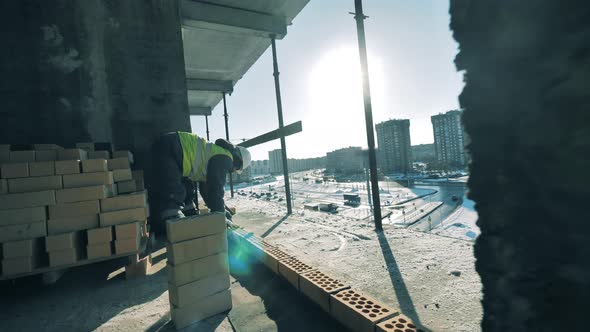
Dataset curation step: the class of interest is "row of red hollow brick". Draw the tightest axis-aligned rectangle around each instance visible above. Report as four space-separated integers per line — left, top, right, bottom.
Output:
229 229 425 332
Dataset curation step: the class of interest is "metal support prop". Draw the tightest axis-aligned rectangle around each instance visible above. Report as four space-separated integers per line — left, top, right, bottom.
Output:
271 36 293 214
223 93 234 198
353 0 382 230
205 115 210 140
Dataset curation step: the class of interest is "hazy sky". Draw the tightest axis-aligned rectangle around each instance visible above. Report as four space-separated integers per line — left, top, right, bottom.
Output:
190 0 464 161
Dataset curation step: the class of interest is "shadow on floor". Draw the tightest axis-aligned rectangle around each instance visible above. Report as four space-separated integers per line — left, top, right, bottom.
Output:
0 252 168 332
228 242 348 332
261 214 290 238
376 230 431 331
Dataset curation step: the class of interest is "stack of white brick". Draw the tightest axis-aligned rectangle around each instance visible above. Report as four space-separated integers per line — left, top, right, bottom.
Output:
166 213 232 329
0 143 149 276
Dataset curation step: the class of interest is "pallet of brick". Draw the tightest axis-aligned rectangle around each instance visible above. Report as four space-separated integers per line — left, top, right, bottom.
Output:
58 148 88 161
86 226 113 259
114 222 142 254
99 191 148 227
166 213 232 329
1 238 44 275
330 288 398 332
49 186 115 234
46 231 84 267
0 192 54 243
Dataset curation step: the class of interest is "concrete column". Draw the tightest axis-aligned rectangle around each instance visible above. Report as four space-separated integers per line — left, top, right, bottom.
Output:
450 1 590 330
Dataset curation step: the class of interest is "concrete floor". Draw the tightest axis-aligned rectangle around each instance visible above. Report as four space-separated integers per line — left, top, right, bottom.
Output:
230 196 483 332
0 244 344 332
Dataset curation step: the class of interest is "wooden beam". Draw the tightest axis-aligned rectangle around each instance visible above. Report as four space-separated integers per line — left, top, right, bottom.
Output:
238 121 302 148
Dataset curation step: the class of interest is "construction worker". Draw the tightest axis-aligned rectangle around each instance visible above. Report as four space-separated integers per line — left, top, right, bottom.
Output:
151 132 251 229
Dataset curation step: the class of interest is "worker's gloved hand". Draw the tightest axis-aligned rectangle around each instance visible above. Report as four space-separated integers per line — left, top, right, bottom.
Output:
225 218 238 229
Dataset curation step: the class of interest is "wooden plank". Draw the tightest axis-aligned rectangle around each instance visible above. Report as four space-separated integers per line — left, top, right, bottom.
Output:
238 121 302 148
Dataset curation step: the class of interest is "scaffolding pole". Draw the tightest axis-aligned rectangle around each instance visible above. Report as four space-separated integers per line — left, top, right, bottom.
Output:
205 115 210 140
271 36 293 214
353 0 382 230
223 93 234 198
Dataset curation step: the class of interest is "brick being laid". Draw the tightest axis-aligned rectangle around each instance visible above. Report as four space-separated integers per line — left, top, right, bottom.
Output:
277 257 315 290
299 270 350 312
166 213 226 243
329 288 397 332
112 150 134 163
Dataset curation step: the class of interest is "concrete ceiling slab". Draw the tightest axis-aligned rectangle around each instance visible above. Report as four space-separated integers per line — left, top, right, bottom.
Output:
181 0 310 115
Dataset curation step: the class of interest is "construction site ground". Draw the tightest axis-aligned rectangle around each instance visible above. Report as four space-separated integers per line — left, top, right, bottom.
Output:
0 196 482 332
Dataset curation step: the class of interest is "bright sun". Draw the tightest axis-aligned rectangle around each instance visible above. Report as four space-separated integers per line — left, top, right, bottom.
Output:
307 46 385 142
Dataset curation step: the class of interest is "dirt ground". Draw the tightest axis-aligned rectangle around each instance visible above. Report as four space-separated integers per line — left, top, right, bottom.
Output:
230 196 483 332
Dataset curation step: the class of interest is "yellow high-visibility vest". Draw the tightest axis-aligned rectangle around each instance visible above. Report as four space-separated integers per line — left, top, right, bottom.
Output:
177 132 233 182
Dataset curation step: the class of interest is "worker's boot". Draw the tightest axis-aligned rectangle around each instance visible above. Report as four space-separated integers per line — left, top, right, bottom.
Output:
161 208 185 221
182 202 198 217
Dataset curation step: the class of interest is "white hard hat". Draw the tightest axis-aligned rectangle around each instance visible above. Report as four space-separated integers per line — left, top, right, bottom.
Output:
237 146 251 171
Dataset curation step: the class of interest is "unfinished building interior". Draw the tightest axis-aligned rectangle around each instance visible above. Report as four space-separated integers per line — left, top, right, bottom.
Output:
1 0 589 331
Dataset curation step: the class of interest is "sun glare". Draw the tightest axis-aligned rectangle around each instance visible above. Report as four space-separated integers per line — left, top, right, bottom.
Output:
307 46 385 146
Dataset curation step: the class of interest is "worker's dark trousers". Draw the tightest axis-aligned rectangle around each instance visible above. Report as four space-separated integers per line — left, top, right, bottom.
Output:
151 133 196 216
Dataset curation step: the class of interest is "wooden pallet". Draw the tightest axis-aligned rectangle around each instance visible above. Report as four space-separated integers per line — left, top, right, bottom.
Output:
0 234 149 282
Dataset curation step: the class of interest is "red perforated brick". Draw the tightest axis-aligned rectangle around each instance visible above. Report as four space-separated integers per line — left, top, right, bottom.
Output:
330 289 397 332
376 314 425 332
277 257 314 290
262 246 292 273
300 270 350 312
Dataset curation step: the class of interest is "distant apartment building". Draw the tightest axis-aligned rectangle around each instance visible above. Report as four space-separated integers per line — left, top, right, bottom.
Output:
411 144 435 162
268 149 326 175
375 119 412 174
250 160 270 176
268 149 283 174
326 147 365 174
431 110 468 168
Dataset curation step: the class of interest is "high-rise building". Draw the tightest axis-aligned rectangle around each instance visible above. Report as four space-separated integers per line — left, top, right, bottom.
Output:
375 119 412 174
268 149 283 174
431 110 468 169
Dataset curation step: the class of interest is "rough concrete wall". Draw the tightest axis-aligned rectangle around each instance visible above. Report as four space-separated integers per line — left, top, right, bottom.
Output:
0 0 190 167
450 1 590 330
